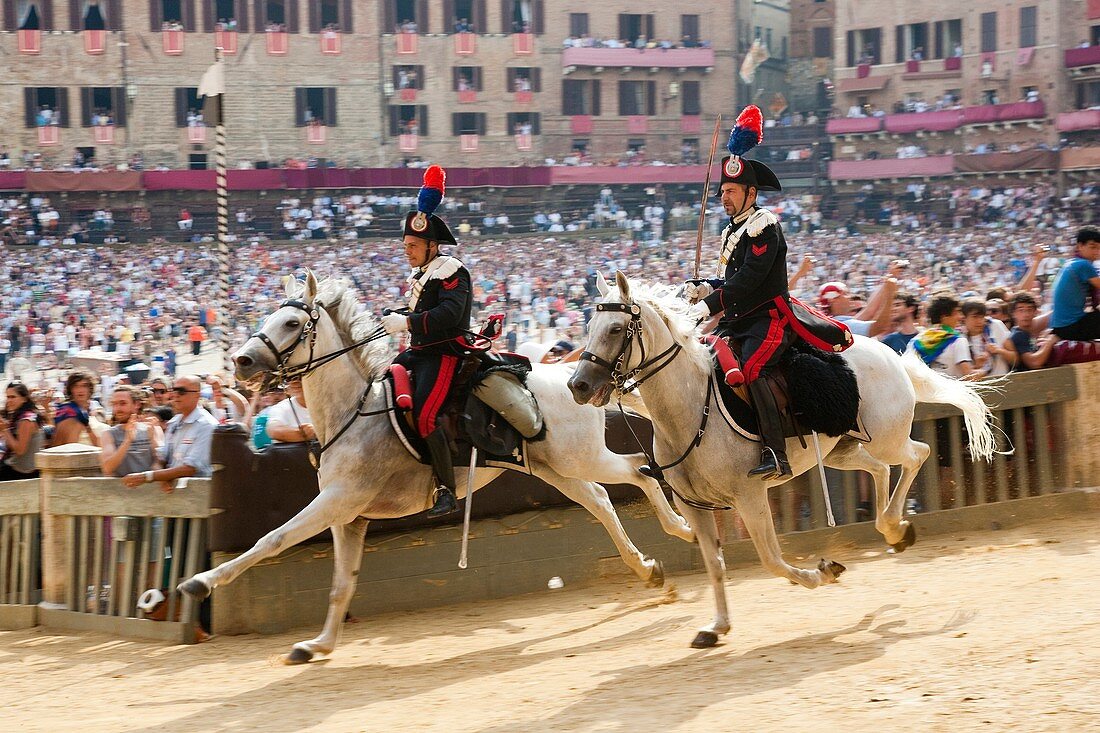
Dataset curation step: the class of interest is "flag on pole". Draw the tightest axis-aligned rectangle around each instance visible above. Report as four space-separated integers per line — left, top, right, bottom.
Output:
199 59 225 126
739 39 770 84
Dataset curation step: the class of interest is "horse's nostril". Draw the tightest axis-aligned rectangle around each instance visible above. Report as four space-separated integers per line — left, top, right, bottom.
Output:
235 355 253 368
573 380 589 394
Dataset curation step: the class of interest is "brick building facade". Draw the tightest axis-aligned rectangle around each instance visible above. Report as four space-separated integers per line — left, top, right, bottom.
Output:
0 0 760 170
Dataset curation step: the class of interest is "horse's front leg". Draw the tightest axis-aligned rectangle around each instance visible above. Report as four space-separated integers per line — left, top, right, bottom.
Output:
583 450 694 542
179 489 359 601
285 517 369 665
673 495 730 648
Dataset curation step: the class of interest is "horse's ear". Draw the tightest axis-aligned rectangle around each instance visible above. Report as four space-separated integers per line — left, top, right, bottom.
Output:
304 270 319 304
283 274 296 298
615 270 631 300
595 271 610 297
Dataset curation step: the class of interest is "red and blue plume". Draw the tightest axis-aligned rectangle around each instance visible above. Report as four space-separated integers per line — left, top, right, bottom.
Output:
417 164 446 216
726 105 764 157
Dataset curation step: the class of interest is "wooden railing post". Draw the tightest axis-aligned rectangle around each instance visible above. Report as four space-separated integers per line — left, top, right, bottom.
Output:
1061 362 1100 489
36 445 102 608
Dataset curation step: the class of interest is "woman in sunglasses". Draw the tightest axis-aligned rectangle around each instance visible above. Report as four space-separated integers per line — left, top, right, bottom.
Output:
0 381 45 480
147 377 171 408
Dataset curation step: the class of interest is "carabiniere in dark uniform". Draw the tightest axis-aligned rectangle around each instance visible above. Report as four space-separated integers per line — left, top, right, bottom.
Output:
381 164 473 517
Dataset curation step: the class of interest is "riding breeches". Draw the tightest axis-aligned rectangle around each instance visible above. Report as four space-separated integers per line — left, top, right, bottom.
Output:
719 308 793 383
394 349 460 437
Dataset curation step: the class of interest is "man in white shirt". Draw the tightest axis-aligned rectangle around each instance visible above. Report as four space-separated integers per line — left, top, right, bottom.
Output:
264 378 314 443
961 299 1011 377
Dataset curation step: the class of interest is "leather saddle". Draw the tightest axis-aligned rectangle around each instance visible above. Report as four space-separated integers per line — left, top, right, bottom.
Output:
704 336 863 442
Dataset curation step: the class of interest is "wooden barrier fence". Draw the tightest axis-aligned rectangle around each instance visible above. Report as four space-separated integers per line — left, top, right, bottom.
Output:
0 479 40 630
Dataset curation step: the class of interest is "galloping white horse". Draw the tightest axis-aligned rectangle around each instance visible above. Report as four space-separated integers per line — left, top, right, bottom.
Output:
568 272 997 648
179 273 693 663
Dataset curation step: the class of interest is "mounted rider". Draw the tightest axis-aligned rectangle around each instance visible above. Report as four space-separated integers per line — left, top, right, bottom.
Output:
684 105 851 481
381 165 471 517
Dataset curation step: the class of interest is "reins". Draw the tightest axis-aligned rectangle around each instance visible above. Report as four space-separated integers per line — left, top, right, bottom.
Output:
582 298 727 511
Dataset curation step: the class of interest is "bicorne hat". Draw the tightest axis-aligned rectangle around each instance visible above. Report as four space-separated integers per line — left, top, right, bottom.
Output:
402 165 457 246
718 105 782 192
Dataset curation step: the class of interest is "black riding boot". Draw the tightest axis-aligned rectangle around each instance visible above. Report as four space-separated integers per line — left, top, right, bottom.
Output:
424 428 458 517
747 378 792 480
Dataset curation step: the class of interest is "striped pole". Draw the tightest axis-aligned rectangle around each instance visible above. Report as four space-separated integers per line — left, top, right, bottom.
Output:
202 49 233 373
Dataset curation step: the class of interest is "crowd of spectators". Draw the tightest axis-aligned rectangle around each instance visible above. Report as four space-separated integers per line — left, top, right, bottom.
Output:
562 34 711 50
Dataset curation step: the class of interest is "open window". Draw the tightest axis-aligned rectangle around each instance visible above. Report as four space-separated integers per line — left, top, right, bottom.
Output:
389 105 428 136
502 0 542 34
24 87 70 128
446 0 484 33
295 87 337 126
451 112 487 136
259 0 296 31
506 67 541 93
506 112 540 135
203 0 247 32
151 0 196 31
453 67 483 92
309 0 350 32
562 79 600 116
845 27 882 66
386 0 425 33
174 87 203 126
618 13 654 44
681 81 700 116
75 1 118 31
13 1 55 30
80 87 127 127
394 65 424 90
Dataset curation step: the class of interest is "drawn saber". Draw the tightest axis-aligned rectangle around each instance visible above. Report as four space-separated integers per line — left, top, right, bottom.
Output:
458 445 478 569
693 114 723 279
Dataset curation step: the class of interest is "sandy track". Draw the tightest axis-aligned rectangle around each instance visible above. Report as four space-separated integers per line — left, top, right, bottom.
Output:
3 512 1098 733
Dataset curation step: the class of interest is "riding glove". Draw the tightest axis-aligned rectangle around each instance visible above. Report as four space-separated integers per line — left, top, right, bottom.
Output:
683 282 714 302
382 313 409 334
687 301 712 323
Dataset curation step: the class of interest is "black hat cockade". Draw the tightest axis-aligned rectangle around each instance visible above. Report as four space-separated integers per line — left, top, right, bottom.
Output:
402 165 457 246
718 105 782 192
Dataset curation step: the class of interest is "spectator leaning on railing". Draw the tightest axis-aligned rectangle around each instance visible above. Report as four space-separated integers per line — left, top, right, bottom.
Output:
263 379 315 445
1049 228 1100 342
0 381 45 481
1002 292 1058 371
121 375 217 492
99 386 162 478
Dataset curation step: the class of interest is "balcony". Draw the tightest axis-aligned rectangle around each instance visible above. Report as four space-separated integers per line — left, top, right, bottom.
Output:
454 32 476 55
1056 109 1100 133
306 124 327 144
396 32 417 55
459 134 479 152
84 30 106 55
902 57 963 80
513 33 533 55
960 101 1045 126
215 30 238 54
398 134 418 152
1065 46 1100 69
37 126 60 147
266 30 288 55
186 126 207 144
826 117 883 135
457 90 477 104
515 133 533 151
884 110 960 134
320 31 341 55
163 29 184 55
561 47 715 69
829 155 954 181
18 29 41 54
93 125 115 145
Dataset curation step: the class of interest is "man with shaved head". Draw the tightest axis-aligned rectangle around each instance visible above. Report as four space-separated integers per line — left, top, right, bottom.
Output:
121 374 217 491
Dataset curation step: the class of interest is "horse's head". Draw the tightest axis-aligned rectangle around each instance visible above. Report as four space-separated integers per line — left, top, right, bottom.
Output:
568 271 644 407
233 270 324 381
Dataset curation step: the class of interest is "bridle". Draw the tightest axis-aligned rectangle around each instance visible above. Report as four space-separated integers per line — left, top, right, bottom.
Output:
250 298 386 383
578 300 682 394
579 296 724 511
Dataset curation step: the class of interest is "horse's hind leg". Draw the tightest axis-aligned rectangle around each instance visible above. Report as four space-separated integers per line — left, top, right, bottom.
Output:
179 489 357 601
285 517 369 665
880 438 930 552
672 495 730 648
734 488 845 589
532 465 662 586
824 440 902 546
581 450 694 542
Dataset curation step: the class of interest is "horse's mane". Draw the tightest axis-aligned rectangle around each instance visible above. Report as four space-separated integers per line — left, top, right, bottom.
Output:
613 279 712 375
285 274 392 380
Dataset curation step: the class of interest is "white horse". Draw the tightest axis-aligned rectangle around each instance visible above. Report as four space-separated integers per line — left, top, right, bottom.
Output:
179 273 693 663
568 272 997 648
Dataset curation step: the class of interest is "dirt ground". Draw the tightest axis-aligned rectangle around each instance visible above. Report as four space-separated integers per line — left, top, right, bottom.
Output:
3 513 1098 733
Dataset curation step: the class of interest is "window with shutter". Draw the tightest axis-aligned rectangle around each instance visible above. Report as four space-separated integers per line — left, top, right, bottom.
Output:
568 12 586 37
681 81 700 116
980 12 996 53
24 88 36 128
323 88 336 126
646 80 656 116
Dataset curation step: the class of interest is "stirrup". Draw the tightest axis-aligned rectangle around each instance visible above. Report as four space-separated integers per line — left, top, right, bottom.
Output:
427 486 458 517
747 447 791 480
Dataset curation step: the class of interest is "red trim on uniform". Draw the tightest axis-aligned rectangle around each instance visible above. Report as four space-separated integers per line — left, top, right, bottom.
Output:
775 296 853 352
418 354 458 436
442 277 459 290
743 309 787 382
751 243 767 257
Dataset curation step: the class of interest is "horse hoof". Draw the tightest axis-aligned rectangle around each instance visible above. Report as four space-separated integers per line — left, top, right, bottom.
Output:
818 558 846 581
283 646 314 665
690 630 719 649
890 523 917 553
646 559 665 588
178 577 211 602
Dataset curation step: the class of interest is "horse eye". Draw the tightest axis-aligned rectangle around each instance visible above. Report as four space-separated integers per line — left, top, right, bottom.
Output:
609 325 623 334
286 320 300 329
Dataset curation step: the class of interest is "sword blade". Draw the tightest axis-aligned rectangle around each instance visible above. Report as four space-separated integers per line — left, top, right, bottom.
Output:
458 446 478 569
694 114 723 279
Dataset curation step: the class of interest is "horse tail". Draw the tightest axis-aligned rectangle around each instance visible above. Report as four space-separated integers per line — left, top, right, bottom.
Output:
900 351 998 462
